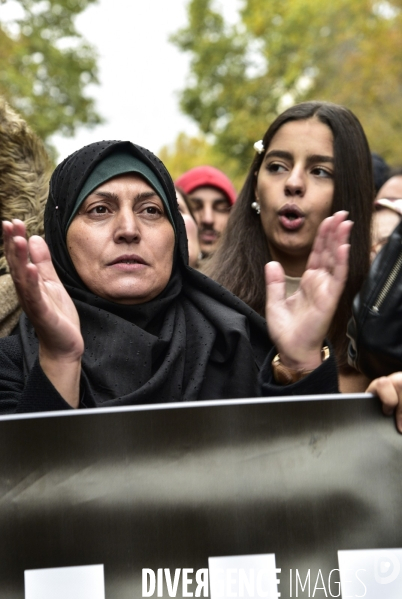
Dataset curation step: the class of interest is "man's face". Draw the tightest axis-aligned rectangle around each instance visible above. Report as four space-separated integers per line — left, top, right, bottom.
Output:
187 186 232 256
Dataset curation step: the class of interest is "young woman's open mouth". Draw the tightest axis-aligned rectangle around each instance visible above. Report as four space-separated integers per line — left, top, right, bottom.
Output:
278 204 306 231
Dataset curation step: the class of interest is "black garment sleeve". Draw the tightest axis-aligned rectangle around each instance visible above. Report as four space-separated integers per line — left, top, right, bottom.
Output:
15 359 74 413
0 337 73 414
259 345 339 397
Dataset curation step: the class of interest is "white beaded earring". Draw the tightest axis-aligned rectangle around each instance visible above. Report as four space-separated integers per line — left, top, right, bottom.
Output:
251 201 261 215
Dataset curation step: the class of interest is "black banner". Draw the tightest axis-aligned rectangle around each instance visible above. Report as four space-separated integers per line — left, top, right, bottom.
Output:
0 394 400 598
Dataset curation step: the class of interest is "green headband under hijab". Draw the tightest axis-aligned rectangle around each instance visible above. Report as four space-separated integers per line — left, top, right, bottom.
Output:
65 150 175 233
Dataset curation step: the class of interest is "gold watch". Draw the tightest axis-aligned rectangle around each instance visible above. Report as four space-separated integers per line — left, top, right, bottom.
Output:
272 346 330 385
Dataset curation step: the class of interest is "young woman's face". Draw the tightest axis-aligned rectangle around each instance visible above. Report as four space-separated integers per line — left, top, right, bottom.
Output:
255 118 334 276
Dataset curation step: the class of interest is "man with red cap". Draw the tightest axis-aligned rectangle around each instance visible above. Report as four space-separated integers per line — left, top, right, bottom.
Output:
175 166 236 257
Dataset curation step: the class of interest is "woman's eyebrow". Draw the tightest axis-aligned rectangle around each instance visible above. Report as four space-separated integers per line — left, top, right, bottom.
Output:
134 191 158 201
264 150 292 162
306 154 334 165
92 191 158 201
264 150 334 164
93 191 119 201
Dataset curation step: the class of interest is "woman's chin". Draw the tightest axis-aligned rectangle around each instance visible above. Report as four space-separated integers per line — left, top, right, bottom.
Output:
273 236 312 257
94 282 166 305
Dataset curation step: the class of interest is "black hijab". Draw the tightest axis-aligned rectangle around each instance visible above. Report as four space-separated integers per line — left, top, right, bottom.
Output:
21 140 272 406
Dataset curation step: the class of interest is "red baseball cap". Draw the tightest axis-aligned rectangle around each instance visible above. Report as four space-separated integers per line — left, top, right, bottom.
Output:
175 166 236 205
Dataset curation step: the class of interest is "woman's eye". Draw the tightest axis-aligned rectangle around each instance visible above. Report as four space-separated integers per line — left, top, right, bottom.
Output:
89 205 109 214
141 205 163 217
267 162 287 173
312 167 333 178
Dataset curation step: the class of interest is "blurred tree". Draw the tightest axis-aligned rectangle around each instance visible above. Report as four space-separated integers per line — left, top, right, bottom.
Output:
159 132 244 191
0 0 101 151
171 0 402 176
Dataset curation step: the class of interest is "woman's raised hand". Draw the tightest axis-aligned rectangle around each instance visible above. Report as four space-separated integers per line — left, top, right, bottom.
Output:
3 219 83 407
265 211 352 371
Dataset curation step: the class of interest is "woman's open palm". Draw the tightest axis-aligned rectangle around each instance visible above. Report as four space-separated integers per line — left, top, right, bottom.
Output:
3 219 84 361
265 211 352 369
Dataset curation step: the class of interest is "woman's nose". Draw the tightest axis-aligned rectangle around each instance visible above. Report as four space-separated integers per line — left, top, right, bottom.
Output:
114 209 141 243
285 167 306 197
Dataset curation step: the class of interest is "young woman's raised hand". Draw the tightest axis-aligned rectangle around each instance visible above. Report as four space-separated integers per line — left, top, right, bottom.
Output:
265 211 352 371
3 219 83 407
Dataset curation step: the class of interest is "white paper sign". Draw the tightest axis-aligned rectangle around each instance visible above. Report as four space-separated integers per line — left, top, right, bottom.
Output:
338 548 402 598
24 564 105 599
208 553 280 599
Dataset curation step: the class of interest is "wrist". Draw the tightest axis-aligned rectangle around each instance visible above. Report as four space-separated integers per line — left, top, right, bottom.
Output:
39 350 82 409
39 342 83 365
272 346 330 385
279 348 323 371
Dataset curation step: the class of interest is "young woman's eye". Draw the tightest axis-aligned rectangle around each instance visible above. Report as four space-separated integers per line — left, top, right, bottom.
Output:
267 162 287 174
312 167 333 178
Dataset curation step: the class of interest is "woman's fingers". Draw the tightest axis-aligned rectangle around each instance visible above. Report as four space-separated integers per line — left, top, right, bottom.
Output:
329 244 350 300
28 235 60 283
3 220 60 320
366 373 402 433
3 218 26 252
265 261 285 300
307 211 351 272
306 216 329 270
2 221 32 300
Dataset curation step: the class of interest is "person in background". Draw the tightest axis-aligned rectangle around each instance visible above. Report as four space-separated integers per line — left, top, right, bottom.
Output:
175 166 236 258
0 96 51 336
175 187 201 269
371 152 390 194
372 168 402 258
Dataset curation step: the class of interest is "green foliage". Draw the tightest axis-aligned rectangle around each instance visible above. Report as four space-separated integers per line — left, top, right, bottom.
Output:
171 0 402 174
0 0 102 149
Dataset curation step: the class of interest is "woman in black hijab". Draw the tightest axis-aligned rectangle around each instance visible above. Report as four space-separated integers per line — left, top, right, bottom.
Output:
0 140 349 413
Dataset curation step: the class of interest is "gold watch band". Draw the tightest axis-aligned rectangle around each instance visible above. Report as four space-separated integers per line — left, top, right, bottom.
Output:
272 346 330 385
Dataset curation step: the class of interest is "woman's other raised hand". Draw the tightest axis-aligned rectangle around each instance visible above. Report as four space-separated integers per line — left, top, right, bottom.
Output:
3 219 83 407
265 211 352 372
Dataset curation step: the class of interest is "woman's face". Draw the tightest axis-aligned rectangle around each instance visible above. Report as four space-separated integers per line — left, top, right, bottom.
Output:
176 190 200 268
67 173 175 304
255 118 334 276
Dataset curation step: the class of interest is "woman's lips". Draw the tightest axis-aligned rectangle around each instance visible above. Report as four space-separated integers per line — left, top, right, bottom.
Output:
108 255 148 271
278 205 306 231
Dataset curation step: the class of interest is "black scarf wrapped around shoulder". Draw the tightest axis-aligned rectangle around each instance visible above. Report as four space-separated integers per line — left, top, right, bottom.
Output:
21 141 272 406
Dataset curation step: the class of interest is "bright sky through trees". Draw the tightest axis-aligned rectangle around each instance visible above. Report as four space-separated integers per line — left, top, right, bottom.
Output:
49 0 239 162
